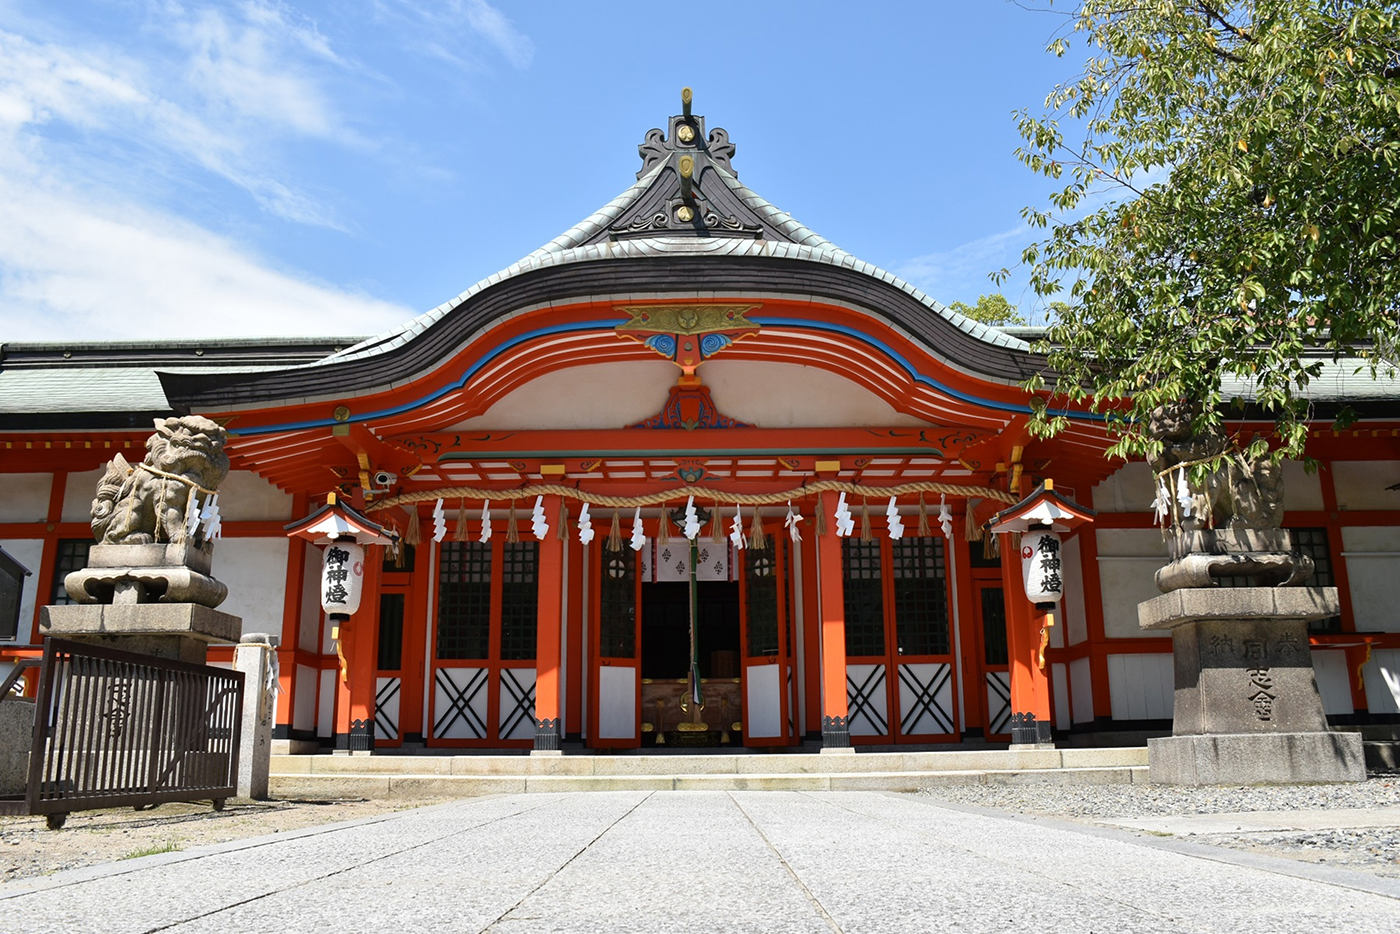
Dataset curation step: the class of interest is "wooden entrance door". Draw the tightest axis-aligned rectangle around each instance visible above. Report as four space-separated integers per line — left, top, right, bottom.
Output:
738 538 793 746
427 540 540 748
972 582 1012 739
588 542 642 748
842 536 960 744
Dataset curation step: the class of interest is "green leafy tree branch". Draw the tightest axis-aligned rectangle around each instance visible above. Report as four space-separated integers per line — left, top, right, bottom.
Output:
1013 0 1400 466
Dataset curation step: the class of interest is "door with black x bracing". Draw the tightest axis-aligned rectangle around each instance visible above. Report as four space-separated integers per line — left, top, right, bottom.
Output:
429 540 539 748
842 536 959 744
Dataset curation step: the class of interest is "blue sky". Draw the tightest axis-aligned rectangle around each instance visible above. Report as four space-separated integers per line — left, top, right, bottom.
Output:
0 1 1085 342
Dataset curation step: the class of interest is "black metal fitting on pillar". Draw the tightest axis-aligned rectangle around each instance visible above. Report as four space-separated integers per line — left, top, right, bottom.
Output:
534 717 561 751
821 715 851 748
1009 712 1051 746
348 718 375 752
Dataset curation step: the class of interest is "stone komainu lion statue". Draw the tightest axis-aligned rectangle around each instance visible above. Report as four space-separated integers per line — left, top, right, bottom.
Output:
91 416 231 545
1147 401 1284 530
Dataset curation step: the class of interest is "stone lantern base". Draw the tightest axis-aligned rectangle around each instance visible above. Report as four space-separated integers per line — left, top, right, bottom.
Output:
1140 586 1365 785
40 543 240 665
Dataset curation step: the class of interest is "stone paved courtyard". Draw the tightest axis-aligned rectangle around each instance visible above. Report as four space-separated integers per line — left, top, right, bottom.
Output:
3 790 1398 933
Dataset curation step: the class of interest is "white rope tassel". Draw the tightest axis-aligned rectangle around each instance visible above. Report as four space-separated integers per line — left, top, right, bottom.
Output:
1151 478 1170 526
577 502 595 545
784 500 803 542
885 496 904 540
431 498 447 542
630 506 646 551
833 491 855 538
683 495 702 540
938 494 954 540
729 503 746 550
531 495 549 540
198 494 222 541
1174 467 1194 518
479 499 492 543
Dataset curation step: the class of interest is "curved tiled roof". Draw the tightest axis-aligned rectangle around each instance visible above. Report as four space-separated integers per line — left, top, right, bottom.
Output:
319 158 1028 368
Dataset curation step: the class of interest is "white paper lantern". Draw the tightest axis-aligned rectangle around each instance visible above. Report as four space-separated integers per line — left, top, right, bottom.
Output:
1019 530 1063 605
321 541 365 617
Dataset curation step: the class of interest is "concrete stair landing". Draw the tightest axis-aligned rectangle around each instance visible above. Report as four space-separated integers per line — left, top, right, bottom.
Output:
270 747 1149 798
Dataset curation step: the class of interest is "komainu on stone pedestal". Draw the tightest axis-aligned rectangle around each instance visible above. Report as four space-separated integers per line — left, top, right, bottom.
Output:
40 416 241 664
92 416 230 546
1140 403 1364 785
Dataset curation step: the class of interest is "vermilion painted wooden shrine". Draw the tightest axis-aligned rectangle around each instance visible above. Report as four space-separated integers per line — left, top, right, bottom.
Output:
3 94 1399 753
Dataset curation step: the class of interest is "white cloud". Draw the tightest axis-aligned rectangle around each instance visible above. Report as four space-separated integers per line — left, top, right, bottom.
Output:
894 225 1034 310
378 0 534 70
0 18 347 228
0 3 414 340
0 176 409 341
0 1 536 342
170 1 344 138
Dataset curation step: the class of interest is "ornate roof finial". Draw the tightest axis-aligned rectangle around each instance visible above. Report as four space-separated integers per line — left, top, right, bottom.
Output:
636 88 736 180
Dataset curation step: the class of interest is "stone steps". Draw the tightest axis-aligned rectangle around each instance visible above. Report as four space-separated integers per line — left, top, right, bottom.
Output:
269 748 1150 798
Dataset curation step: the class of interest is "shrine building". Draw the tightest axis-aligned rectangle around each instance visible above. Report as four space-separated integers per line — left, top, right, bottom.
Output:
3 96 1399 754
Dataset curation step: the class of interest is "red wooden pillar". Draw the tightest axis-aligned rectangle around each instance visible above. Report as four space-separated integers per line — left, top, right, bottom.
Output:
533 495 565 752
1000 541 1053 745
336 550 381 752
816 491 851 749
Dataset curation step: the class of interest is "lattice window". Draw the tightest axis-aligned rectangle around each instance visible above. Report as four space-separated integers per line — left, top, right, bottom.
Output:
1294 527 1341 634
746 545 780 656
49 539 93 605
599 551 636 658
437 542 492 660
499 542 538 661
843 540 885 657
1216 527 1341 633
980 587 1009 666
891 537 950 656
377 593 404 671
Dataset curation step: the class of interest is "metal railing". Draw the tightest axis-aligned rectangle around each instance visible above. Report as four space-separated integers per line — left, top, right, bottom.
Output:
0 638 243 829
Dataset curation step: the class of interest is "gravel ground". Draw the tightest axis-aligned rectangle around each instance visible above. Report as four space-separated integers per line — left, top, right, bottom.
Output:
922 775 1400 819
923 776 1400 879
0 796 453 883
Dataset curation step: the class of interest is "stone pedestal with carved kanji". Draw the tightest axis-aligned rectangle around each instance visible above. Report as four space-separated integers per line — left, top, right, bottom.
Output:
1140 587 1365 784
41 544 240 665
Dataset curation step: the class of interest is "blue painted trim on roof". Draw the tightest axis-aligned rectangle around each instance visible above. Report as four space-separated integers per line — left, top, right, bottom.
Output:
235 314 1099 437
749 316 1103 422
238 319 611 436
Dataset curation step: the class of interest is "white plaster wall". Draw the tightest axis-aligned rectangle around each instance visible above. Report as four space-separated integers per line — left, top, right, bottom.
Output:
1281 460 1325 512
1051 662 1070 730
1091 462 1154 513
1362 648 1400 715
213 538 288 640
1061 535 1088 646
702 360 927 427
1092 459 1323 513
0 539 44 642
317 669 336 737
1310 650 1354 716
293 663 317 732
61 468 105 522
298 542 323 654
1106 653 1173 720
1069 656 1095 723
452 361 678 429
217 471 293 521
1340 526 1400 633
0 474 52 523
1332 460 1400 511
449 359 928 430
1095 529 1169 639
